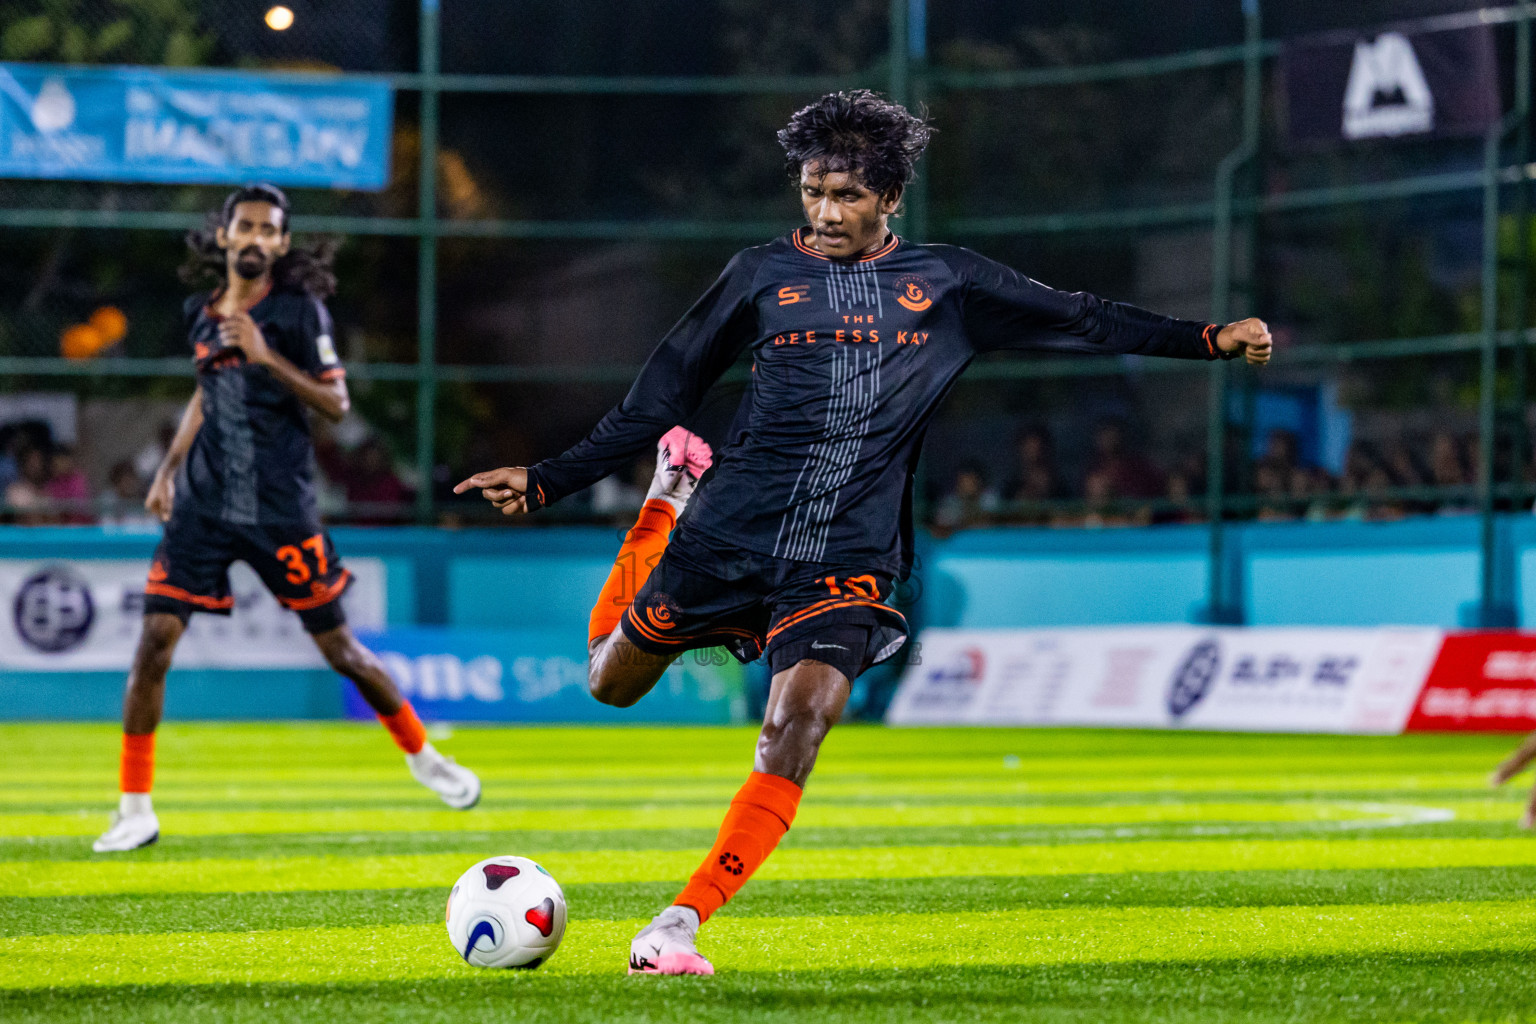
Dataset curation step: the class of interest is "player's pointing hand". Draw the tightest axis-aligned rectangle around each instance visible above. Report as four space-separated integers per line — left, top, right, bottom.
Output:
1217 318 1273 365
453 467 531 515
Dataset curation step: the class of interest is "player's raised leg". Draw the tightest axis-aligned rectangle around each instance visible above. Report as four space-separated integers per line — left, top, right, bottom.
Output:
93 612 186 852
586 426 712 707
309 624 481 809
629 657 848 975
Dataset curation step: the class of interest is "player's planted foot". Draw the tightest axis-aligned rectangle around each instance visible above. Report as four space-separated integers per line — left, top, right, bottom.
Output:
628 905 714 976
649 426 713 516
92 794 159 852
408 744 481 809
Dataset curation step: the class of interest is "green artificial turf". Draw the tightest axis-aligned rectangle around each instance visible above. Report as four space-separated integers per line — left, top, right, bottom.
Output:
1 723 1533 1022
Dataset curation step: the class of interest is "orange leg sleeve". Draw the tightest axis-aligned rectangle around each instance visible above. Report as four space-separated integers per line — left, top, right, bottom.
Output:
378 701 427 755
589 499 678 644
673 771 803 923
120 732 155 794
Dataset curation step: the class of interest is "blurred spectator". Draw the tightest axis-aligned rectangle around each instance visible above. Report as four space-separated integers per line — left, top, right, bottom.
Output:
1254 458 1293 522
1430 432 1474 516
933 460 1000 534
45 445 92 524
1087 418 1163 499
5 446 53 524
345 438 412 524
1004 425 1064 502
1262 429 1299 475
100 460 156 527
1070 468 1151 529
0 431 19 494
1154 470 1203 525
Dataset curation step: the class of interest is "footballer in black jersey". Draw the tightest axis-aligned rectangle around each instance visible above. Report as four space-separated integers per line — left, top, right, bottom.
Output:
457 92 1273 973
92 186 480 856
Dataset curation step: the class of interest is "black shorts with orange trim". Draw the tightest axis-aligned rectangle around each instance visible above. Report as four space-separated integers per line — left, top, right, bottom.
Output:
619 526 908 681
144 508 352 634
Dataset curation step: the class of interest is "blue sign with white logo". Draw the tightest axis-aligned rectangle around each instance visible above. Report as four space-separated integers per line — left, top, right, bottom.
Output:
0 63 392 189
341 627 749 724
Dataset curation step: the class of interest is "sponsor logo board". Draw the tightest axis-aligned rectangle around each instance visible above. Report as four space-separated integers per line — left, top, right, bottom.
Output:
341 627 748 724
1405 633 1536 732
887 626 1441 734
0 558 385 669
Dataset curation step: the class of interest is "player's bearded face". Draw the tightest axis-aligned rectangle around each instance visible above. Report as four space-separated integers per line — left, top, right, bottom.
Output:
799 163 898 259
218 201 290 281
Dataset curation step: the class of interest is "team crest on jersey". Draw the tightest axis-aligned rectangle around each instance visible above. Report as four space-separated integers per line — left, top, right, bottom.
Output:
894 275 934 312
645 592 682 631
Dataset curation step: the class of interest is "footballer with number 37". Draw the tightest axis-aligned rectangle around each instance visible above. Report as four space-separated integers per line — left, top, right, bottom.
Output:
91 185 481 854
457 91 1274 975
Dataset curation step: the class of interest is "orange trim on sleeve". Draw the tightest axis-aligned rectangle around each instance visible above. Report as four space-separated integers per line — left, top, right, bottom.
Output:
144 582 234 610
316 367 347 381
1202 323 1219 357
278 569 353 611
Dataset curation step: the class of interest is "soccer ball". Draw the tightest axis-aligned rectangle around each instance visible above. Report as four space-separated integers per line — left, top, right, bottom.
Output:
445 855 568 969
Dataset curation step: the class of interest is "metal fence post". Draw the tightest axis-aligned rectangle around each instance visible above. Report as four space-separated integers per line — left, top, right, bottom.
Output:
1202 0 1261 625
414 0 442 525
1475 8 1531 627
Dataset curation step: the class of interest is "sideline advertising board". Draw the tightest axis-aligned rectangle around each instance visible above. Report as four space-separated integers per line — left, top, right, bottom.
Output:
888 626 1443 734
341 627 749 725
1405 633 1536 732
0 557 386 670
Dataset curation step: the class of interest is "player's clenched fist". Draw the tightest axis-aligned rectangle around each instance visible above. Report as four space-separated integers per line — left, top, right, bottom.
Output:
453 467 531 514
1217 317 1273 365
1490 731 1536 828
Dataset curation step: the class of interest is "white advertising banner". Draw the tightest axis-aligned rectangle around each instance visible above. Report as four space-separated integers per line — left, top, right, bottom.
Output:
0 557 386 670
887 626 1444 734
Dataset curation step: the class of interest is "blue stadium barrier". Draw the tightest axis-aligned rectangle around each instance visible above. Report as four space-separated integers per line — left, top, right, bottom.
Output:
2 515 1533 720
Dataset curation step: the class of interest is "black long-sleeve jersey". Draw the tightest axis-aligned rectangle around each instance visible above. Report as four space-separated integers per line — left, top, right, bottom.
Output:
526 230 1229 578
180 285 345 526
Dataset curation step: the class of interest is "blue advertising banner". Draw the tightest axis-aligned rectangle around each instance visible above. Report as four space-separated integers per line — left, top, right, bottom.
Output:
342 628 749 724
0 63 392 189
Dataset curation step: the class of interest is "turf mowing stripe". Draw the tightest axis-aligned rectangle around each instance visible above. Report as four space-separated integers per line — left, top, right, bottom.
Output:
0 778 1505 811
0 800 1458 839
8 837 1536 897
2 900 1533 988
11 867 1536 937
3 817 1520 866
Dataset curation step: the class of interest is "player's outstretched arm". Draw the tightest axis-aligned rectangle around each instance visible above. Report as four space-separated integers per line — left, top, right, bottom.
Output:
1216 318 1273 365
453 467 532 515
1490 731 1536 828
146 387 204 522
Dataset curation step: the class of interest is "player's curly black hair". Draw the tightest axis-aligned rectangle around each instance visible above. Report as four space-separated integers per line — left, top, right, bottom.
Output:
777 90 934 198
179 183 338 299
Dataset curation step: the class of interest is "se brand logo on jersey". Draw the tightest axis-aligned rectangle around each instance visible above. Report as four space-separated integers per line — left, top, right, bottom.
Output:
894 275 934 312
777 285 811 306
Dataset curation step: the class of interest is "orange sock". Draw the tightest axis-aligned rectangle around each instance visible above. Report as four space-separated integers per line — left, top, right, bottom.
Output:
589 498 678 643
673 772 803 923
378 702 427 755
120 732 155 794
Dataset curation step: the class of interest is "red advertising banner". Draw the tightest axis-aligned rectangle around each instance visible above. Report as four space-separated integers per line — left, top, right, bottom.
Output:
1405 633 1536 732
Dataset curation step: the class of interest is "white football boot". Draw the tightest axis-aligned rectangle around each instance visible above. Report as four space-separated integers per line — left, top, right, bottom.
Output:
407 743 481 809
92 793 160 852
628 905 714 976
649 426 714 516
